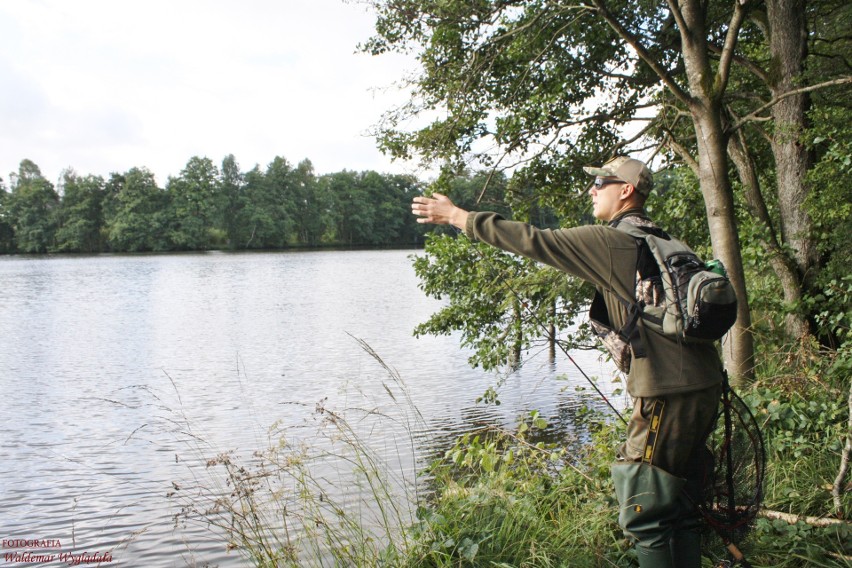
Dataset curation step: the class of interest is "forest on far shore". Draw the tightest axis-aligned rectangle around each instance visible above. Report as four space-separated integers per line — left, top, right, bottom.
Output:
0 155 446 254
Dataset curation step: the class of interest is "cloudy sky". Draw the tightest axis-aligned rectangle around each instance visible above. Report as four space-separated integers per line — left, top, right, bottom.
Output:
0 0 418 187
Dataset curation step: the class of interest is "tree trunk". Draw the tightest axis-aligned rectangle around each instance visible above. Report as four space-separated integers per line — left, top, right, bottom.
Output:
677 0 755 381
549 301 557 362
766 0 816 341
727 129 810 339
692 108 756 382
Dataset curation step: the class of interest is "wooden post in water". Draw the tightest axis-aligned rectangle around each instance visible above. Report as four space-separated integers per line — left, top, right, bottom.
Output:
549 301 556 362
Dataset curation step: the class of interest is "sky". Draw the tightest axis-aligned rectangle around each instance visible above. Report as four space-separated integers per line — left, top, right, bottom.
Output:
0 0 419 187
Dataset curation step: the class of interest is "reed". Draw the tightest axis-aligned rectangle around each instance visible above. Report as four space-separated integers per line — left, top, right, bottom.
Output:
169 338 425 566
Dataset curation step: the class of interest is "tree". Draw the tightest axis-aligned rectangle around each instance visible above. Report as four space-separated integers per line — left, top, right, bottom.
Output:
104 167 170 252
360 171 402 245
8 159 59 253
167 156 221 250
385 173 429 245
802 104 852 348
0 176 15 253
319 169 425 246
413 170 585 369
717 0 851 347
54 170 105 253
239 158 293 249
220 154 245 250
290 159 327 246
363 0 852 380
324 170 374 246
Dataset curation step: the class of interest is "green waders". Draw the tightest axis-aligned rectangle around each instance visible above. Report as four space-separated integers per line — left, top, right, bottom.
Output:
614 385 721 567
612 462 702 568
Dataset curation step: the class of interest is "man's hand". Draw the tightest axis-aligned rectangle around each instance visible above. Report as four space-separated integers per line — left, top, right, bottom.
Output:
411 193 469 230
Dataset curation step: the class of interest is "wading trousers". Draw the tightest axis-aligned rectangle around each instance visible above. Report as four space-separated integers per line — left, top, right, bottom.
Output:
612 383 721 568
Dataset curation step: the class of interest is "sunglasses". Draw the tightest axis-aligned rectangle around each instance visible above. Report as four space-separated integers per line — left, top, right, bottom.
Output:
593 178 626 189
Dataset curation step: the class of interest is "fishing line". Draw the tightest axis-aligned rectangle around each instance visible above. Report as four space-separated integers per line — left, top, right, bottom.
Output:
450 225 628 424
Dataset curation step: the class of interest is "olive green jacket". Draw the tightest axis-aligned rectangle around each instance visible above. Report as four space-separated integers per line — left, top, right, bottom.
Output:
464 209 724 397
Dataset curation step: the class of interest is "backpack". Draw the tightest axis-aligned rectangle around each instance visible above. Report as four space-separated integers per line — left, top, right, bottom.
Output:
589 215 738 372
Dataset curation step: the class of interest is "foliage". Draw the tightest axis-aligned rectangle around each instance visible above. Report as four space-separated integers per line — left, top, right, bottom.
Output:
363 0 852 379
290 159 327 246
412 230 592 371
321 169 425 247
748 517 852 568
804 105 852 348
363 0 641 173
402 379 851 568
239 158 295 249
104 167 171 252
54 170 106 253
7 159 59 253
0 183 14 254
176 366 850 566
643 168 711 258
749 389 848 512
220 154 245 250
745 343 851 516
166 156 222 250
402 413 629 568
411 167 599 372
0 157 427 254
160 337 850 568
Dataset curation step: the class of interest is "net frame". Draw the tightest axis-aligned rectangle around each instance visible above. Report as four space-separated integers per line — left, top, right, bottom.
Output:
699 376 766 563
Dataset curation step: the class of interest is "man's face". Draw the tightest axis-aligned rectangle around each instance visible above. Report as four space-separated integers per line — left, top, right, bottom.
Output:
588 176 627 221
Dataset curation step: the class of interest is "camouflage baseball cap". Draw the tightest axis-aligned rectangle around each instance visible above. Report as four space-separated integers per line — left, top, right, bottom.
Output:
583 156 654 196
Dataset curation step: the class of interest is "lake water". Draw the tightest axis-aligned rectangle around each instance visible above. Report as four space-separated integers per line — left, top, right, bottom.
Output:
0 249 621 567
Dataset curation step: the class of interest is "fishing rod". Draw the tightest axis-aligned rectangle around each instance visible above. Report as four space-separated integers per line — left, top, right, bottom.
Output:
456 229 628 425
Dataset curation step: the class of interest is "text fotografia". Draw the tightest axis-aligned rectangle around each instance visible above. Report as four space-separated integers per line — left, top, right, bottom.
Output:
3 540 113 565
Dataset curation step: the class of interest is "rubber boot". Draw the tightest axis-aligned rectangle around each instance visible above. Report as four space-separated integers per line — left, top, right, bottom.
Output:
612 462 686 567
670 528 702 568
672 449 710 568
635 544 675 568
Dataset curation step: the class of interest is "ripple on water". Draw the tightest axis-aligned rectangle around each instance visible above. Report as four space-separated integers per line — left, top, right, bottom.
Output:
0 251 620 566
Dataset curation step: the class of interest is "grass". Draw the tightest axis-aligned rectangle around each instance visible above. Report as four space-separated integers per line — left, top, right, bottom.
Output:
168 340 852 567
399 416 632 567
169 337 425 566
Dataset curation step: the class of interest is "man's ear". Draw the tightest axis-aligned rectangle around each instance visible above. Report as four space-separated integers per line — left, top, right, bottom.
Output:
620 184 636 200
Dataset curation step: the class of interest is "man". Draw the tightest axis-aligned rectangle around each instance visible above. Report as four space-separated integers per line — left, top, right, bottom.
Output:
411 156 723 567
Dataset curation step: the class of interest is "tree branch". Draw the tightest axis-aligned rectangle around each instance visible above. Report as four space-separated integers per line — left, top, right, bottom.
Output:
664 0 689 40
760 509 850 527
714 0 748 97
613 119 658 154
662 134 700 176
726 122 780 249
590 0 692 107
833 378 852 513
707 43 770 84
728 76 852 133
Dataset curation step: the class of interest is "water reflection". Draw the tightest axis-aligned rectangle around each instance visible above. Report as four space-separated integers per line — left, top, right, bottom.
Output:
0 250 621 566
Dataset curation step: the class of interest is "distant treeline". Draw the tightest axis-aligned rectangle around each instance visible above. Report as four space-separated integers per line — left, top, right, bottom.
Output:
0 155 434 254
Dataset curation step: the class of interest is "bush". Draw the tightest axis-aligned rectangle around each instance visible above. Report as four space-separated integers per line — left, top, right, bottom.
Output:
400 410 633 567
